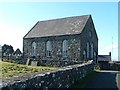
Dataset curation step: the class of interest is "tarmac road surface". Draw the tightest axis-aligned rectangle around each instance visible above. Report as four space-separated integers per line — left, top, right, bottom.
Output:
86 70 120 89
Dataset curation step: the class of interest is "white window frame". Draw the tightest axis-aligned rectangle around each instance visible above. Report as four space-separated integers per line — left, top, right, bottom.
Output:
83 50 86 60
94 51 97 63
91 43 93 58
87 42 89 58
62 40 68 58
89 31 92 38
32 41 36 56
46 41 52 57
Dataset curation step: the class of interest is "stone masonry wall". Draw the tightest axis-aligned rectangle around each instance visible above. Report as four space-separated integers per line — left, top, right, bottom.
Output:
23 35 81 66
80 16 98 62
2 62 93 89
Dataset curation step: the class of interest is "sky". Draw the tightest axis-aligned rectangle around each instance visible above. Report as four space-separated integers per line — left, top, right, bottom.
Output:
0 2 119 61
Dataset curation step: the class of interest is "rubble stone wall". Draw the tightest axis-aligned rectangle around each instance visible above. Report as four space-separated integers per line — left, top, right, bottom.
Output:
2 62 93 89
23 35 81 66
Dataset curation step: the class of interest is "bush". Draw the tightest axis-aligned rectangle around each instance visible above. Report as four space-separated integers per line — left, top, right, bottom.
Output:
94 64 100 70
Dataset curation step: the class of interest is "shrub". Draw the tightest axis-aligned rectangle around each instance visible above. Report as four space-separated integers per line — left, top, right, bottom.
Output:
94 64 100 70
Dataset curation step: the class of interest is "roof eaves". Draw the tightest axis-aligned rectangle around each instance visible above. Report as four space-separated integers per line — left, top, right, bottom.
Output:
24 33 81 39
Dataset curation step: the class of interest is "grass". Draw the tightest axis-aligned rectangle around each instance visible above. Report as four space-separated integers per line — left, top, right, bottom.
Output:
70 70 97 88
0 59 57 79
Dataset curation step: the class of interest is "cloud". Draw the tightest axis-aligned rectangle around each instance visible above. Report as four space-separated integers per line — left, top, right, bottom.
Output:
104 44 118 51
0 21 26 51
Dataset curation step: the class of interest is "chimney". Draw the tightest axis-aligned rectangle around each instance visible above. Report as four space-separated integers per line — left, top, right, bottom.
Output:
109 52 111 56
109 52 112 61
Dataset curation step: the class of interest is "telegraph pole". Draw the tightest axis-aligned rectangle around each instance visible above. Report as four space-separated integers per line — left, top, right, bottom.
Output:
112 36 113 61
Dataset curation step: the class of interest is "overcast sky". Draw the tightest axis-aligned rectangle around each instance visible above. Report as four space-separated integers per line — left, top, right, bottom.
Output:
0 2 119 61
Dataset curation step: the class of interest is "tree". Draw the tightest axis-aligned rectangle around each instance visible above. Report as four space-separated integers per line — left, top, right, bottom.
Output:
2 44 14 57
8 45 14 55
2 44 8 54
14 48 22 56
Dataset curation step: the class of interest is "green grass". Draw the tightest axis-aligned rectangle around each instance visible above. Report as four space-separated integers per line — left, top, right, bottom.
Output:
70 70 97 88
0 59 57 79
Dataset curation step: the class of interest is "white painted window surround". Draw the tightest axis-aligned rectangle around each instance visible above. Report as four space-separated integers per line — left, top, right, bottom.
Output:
46 41 52 57
94 52 96 57
32 41 36 56
62 40 68 57
87 42 89 58
91 43 93 58
94 51 97 63
83 50 86 60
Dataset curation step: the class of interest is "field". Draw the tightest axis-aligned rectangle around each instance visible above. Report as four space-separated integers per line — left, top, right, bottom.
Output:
0 59 57 79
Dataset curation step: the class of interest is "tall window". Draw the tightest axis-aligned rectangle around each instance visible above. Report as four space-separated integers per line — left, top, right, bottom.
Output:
87 42 89 58
89 31 92 38
32 41 36 56
91 43 93 58
62 40 68 57
83 50 86 60
94 52 97 63
46 41 52 57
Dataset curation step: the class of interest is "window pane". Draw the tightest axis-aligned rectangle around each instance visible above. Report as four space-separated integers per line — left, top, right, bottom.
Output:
62 40 68 57
87 42 89 58
91 43 93 58
46 41 52 57
32 41 36 56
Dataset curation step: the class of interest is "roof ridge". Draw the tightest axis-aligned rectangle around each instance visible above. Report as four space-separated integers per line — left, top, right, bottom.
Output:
38 14 91 22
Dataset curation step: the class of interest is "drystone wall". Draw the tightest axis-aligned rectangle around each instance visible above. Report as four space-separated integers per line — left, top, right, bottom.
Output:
2 62 93 90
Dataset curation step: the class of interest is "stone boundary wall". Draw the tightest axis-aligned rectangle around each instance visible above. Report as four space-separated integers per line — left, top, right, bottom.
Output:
2 62 94 89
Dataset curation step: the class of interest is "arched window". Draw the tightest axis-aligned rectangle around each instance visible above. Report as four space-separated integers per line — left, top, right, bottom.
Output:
94 52 97 63
94 52 96 57
32 41 36 56
46 41 52 57
62 40 68 57
83 50 86 60
87 42 89 58
91 43 93 58
89 31 92 38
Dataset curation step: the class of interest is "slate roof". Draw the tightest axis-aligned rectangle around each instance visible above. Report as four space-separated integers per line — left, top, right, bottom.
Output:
98 55 111 61
24 15 91 38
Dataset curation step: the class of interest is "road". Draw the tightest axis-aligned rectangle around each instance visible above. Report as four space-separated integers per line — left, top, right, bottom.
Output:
86 70 120 89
